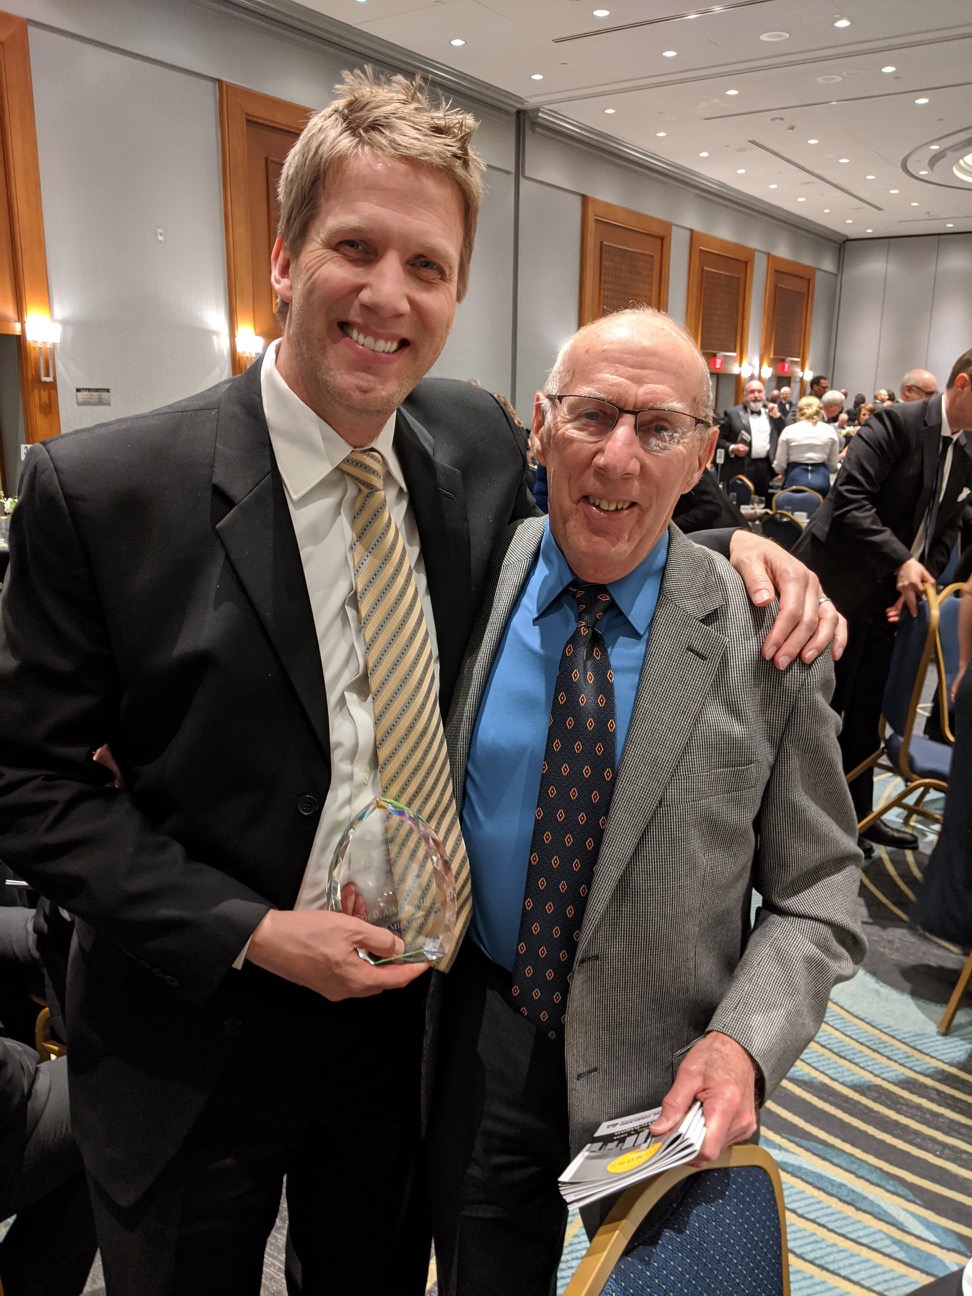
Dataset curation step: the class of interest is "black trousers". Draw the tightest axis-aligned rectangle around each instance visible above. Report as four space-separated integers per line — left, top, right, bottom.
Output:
428 944 571 1296
87 969 431 1296
832 610 898 821
0 1053 97 1296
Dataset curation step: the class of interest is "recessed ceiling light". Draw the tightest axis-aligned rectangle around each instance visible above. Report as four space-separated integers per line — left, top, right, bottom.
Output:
953 150 972 184
817 75 843 85
807 138 819 144
797 196 806 202
726 89 739 96
604 107 616 114
919 169 929 175
834 17 851 27
930 144 941 150
946 223 954 228
699 151 709 157
769 183 779 189
760 30 789 41
736 168 746 174
593 8 610 16
450 38 465 46
866 228 873 233
881 65 896 73
865 174 876 180
838 157 849 163
823 208 830 212
662 49 677 57
915 97 929 105
656 131 667 137
910 201 920 206
889 188 899 194
845 219 853 224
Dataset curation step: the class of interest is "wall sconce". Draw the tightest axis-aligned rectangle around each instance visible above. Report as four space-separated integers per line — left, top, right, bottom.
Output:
740 361 754 379
24 313 62 383
804 368 814 384
235 329 264 368
760 364 773 380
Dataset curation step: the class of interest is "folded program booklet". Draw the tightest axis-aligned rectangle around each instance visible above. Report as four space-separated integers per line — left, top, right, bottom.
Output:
558 1101 705 1208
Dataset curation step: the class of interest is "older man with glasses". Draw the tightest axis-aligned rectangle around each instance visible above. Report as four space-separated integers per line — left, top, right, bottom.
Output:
901 369 939 402
428 307 865 1296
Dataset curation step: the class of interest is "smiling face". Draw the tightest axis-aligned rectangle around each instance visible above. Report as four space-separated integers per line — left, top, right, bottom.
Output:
535 315 717 585
270 150 465 445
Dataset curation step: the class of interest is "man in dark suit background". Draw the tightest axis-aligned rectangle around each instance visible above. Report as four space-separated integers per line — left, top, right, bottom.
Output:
0 69 839 1296
794 349 972 852
718 377 785 496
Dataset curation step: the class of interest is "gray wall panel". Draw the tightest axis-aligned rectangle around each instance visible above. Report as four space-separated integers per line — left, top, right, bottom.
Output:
30 27 231 431
514 179 582 419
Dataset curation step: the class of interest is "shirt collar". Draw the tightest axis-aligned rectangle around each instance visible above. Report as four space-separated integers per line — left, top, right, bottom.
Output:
260 339 402 502
534 519 670 636
939 394 954 440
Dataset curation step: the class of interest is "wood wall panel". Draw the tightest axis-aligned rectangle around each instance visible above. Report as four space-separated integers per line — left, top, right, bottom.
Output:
579 197 670 326
686 230 754 405
219 82 311 374
0 11 60 458
760 254 815 396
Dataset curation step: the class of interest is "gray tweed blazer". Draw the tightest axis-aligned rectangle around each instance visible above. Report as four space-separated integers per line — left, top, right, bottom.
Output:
445 517 865 1155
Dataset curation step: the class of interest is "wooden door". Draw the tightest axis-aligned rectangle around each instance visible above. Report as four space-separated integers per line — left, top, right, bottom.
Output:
579 197 670 326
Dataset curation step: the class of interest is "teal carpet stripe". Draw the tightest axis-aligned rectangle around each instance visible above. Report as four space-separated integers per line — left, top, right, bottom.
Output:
766 1140 970 1252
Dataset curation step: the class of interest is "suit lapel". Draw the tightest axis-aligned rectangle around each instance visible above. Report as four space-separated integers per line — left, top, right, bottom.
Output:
445 518 545 803
579 529 729 948
211 360 329 756
395 405 472 710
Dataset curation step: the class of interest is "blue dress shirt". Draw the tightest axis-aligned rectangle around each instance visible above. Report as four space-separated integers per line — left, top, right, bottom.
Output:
463 522 669 970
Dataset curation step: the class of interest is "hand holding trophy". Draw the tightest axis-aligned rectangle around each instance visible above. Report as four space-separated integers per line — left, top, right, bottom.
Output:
326 796 457 965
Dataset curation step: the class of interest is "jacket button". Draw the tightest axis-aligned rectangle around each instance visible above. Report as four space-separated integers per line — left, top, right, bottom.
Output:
296 794 319 816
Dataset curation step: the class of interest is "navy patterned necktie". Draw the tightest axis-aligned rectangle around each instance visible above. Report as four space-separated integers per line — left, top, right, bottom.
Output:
512 584 617 1040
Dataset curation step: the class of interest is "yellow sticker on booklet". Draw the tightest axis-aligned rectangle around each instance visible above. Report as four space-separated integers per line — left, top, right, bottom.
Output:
606 1143 662 1174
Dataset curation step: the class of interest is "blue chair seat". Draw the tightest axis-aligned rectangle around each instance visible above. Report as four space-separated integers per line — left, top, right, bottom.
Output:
602 1165 784 1296
885 733 951 781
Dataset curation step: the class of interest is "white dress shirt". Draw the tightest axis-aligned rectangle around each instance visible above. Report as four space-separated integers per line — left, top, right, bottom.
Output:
747 406 771 459
260 340 438 910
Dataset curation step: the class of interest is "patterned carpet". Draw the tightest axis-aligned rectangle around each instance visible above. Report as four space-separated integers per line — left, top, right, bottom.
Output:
553 776 972 1296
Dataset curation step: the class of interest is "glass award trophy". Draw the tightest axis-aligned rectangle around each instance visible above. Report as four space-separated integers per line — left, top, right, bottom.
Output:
326 796 457 964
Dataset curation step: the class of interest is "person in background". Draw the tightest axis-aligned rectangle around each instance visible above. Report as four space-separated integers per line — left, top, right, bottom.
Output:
911 569 972 945
901 369 938 403
794 349 972 856
717 377 785 497
773 394 841 496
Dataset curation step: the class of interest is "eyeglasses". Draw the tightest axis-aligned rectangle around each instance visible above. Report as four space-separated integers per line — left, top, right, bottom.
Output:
548 394 709 452
906 383 937 397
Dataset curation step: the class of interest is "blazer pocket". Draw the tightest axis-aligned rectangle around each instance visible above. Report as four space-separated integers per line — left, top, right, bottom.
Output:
659 760 758 804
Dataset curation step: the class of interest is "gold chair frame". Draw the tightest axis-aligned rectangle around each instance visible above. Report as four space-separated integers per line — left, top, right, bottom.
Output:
563 1143 790 1296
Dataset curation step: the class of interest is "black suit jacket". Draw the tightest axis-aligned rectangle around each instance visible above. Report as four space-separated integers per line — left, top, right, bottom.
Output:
792 395 972 618
0 359 534 1204
717 404 785 478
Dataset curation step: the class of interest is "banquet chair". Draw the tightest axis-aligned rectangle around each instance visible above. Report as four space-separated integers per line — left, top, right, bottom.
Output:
851 584 951 835
760 510 803 552
932 582 963 744
773 486 823 517
563 1144 790 1296
726 475 754 507
939 949 972 1035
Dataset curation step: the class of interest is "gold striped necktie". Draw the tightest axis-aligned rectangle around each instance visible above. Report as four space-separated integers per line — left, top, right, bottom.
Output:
339 449 470 967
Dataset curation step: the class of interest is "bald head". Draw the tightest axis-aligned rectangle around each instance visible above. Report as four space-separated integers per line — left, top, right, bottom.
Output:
900 369 938 401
